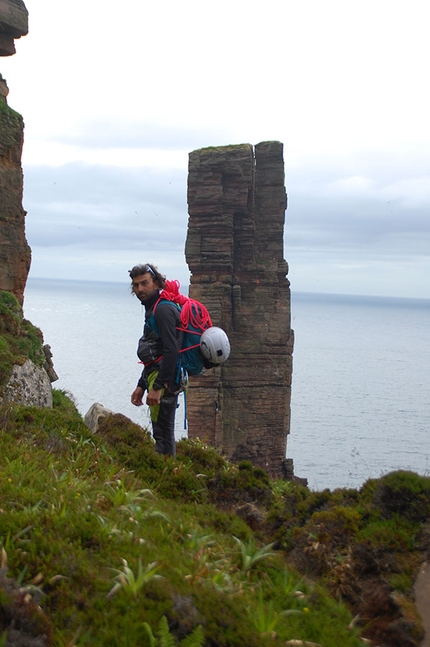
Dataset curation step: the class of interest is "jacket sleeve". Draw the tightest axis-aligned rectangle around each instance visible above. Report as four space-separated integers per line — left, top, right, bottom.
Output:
153 302 180 388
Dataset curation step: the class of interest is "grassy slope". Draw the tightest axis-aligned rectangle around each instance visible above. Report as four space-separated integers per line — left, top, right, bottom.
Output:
0 390 428 647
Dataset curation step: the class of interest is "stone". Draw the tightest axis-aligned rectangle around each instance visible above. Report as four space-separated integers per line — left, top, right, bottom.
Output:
43 344 59 383
0 2 30 305
1 359 53 407
0 76 31 305
0 3 47 411
235 503 265 530
0 0 28 56
0 77 8 98
84 402 116 433
185 141 293 478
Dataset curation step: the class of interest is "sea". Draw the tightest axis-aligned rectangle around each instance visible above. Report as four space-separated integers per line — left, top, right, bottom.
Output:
23 277 430 492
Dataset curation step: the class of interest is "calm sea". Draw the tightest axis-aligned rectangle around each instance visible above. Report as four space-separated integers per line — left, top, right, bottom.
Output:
23 278 430 491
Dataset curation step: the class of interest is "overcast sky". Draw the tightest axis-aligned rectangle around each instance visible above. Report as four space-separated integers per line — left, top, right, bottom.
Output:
2 0 429 298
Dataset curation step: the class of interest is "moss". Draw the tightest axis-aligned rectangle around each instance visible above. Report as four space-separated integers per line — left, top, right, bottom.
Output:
0 290 22 335
0 99 23 154
0 98 21 121
188 586 262 647
0 292 45 388
207 461 273 508
196 143 253 156
176 437 226 474
370 470 430 522
390 571 415 593
356 516 419 551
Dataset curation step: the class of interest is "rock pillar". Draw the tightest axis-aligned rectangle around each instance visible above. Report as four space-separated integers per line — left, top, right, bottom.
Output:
0 0 30 305
185 141 293 478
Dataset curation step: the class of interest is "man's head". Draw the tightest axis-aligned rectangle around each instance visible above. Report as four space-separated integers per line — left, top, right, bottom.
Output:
129 263 166 303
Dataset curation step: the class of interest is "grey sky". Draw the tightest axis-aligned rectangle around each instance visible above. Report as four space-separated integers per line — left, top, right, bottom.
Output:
2 0 429 298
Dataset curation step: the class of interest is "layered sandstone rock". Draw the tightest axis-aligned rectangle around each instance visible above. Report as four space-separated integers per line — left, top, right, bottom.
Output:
0 0 31 306
0 2 52 408
0 80 30 305
185 141 293 478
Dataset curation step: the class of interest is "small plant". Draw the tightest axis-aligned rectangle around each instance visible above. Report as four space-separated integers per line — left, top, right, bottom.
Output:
251 589 301 638
276 566 307 601
390 572 413 593
103 478 155 508
106 557 162 598
233 536 276 573
143 615 204 647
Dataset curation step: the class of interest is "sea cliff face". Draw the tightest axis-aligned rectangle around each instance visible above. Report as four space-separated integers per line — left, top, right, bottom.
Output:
0 81 31 305
0 1 47 405
0 0 30 304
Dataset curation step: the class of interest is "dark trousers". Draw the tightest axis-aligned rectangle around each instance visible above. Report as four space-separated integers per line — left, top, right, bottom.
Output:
151 393 178 457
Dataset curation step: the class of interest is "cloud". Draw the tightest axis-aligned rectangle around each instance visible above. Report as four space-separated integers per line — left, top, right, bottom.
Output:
21 139 430 299
285 151 430 258
56 119 236 153
24 162 188 246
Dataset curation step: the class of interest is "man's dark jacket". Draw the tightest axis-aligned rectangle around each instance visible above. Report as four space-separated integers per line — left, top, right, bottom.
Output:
137 291 181 393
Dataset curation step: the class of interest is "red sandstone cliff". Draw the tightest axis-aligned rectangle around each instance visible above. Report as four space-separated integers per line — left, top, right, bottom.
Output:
0 0 30 305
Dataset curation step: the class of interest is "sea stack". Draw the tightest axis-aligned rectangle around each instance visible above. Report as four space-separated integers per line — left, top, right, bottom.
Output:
185 141 293 478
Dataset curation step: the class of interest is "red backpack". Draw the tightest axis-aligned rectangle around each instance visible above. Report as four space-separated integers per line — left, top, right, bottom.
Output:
147 280 213 377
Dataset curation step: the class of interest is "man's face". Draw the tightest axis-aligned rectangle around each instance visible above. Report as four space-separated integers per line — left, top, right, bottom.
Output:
131 272 159 302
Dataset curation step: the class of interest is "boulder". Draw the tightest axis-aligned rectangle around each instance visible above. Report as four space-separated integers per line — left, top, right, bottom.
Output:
84 402 115 433
2 359 52 407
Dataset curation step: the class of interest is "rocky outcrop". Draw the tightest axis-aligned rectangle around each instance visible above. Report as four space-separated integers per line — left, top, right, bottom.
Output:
185 141 293 478
2 358 53 407
0 76 31 305
0 289 56 408
0 0 28 56
0 2 53 409
0 1 30 306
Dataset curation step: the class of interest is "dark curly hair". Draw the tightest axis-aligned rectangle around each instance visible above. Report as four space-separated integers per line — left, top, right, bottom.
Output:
128 263 166 289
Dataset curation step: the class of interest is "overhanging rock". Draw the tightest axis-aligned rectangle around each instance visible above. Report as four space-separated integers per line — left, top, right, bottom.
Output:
0 0 28 56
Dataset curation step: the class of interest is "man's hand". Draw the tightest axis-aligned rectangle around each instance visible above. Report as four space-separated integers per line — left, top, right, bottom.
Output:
146 388 162 407
131 386 144 406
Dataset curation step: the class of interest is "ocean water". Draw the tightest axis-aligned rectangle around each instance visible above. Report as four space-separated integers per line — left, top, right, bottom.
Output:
23 278 430 491
288 292 430 490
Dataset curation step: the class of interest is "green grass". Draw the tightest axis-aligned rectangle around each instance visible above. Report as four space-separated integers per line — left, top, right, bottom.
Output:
0 392 374 647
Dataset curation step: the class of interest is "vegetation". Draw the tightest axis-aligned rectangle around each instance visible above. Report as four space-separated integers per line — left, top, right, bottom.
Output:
0 389 428 646
0 290 46 388
0 96 23 154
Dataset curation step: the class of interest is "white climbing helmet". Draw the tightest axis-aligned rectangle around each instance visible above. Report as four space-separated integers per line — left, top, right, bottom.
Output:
200 327 231 364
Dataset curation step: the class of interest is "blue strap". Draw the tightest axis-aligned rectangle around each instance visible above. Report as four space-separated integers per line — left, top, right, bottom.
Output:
183 389 187 430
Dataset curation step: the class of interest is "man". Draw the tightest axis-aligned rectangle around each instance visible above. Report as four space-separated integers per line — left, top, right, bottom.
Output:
129 263 181 456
